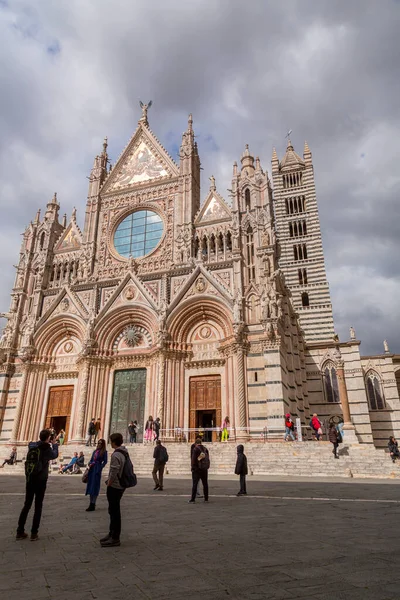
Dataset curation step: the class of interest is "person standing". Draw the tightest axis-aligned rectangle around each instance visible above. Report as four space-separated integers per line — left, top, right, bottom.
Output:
153 417 161 442
128 421 137 445
284 413 296 441
328 423 340 458
16 429 59 541
0 446 17 468
235 444 248 496
152 440 168 491
188 438 210 503
310 413 322 441
86 419 96 447
85 439 108 511
94 418 101 444
220 416 229 442
144 416 154 444
100 433 128 547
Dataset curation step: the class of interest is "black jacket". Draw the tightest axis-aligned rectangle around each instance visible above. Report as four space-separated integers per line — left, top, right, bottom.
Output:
388 440 399 454
76 455 85 468
191 444 209 471
235 445 248 475
27 441 59 482
153 444 168 465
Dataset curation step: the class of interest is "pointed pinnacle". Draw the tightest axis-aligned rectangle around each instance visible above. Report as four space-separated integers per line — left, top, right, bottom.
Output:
103 136 108 154
272 147 278 161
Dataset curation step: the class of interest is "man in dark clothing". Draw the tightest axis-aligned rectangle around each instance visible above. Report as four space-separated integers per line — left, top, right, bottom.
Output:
86 419 96 446
128 420 138 444
189 438 210 503
328 424 340 458
16 429 59 541
152 440 168 491
235 444 248 496
153 417 161 442
190 439 203 498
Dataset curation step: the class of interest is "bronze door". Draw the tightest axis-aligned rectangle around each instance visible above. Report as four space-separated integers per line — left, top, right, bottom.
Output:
45 386 73 442
110 369 146 442
189 375 221 442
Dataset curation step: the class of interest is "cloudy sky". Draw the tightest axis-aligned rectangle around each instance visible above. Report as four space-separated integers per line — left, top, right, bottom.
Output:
0 0 399 355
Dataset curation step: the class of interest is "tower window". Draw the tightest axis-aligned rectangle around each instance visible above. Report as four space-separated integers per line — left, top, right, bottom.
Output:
283 172 303 189
39 232 46 250
246 225 256 283
245 188 251 211
289 220 307 237
293 244 307 261
298 268 308 285
301 292 309 307
254 372 258 382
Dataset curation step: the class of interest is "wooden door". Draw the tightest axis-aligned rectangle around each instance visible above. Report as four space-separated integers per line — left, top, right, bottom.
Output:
189 375 221 441
45 386 73 442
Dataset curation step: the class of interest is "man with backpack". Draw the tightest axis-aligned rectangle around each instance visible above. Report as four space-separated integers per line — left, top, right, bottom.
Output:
152 439 168 491
101 432 136 547
16 429 59 541
188 438 210 503
86 418 96 447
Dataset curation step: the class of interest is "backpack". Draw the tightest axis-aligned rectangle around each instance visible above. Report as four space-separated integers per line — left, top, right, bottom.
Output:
159 446 168 463
198 446 210 470
25 445 43 481
115 449 137 488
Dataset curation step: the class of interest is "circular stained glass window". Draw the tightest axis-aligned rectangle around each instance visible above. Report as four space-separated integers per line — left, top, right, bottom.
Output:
113 210 164 259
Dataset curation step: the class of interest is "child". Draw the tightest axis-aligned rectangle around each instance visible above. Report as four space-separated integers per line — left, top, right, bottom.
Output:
235 444 248 496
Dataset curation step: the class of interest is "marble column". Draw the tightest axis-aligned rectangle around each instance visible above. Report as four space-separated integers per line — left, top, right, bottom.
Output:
337 360 359 444
9 365 30 443
73 360 91 443
157 354 165 425
236 345 248 440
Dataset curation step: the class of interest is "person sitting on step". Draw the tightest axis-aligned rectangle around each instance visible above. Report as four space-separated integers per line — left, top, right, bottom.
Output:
388 436 400 463
0 447 17 468
59 452 79 474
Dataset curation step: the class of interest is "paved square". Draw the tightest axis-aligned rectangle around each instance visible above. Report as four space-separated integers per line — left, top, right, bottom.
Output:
0 474 400 599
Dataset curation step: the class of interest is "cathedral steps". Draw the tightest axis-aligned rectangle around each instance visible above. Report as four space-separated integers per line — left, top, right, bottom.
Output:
1 441 398 479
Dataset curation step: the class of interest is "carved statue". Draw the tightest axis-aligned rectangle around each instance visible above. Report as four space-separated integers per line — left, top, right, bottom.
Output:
21 316 35 347
349 326 356 340
384 339 389 353
139 100 152 122
233 291 242 323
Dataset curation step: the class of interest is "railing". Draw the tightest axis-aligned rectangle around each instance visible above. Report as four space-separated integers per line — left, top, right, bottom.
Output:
147 426 311 444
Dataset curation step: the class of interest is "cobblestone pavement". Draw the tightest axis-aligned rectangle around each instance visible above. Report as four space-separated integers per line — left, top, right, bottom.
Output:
1 475 400 600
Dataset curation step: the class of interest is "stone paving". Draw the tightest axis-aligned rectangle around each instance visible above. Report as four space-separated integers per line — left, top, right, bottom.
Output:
0 474 400 599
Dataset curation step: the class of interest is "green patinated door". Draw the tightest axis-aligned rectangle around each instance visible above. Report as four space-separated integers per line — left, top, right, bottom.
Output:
110 369 146 443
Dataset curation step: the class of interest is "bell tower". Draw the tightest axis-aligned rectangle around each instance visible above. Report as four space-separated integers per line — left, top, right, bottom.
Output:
272 139 334 342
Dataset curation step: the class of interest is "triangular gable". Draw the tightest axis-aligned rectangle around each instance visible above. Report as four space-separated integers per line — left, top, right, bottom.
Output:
195 190 231 225
54 221 82 254
169 264 233 313
101 124 179 194
37 288 88 327
97 272 158 319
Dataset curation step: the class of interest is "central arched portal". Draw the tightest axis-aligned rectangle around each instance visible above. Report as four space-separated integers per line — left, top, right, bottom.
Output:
189 375 221 442
110 369 147 442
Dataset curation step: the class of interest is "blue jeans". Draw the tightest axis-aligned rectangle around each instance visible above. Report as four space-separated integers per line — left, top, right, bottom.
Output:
284 426 295 441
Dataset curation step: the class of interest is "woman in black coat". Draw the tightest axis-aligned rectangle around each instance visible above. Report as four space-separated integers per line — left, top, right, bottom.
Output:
388 436 400 463
235 445 248 496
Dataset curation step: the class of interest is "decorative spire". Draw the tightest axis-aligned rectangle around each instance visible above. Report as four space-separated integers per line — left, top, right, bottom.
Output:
240 144 254 172
272 147 278 162
233 161 238 176
286 138 294 151
139 100 152 126
33 209 41 225
102 136 108 156
209 175 216 191
62 214 67 227
303 140 312 162
71 207 77 221
255 156 261 171
188 113 193 132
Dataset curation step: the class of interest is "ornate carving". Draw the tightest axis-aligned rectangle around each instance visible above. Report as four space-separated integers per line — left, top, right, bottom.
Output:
123 325 142 348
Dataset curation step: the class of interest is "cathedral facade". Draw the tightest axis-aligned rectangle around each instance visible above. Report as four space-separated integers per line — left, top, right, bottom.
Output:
1 107 399 448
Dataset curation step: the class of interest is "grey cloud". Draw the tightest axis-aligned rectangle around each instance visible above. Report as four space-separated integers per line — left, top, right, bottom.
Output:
0 0 399 354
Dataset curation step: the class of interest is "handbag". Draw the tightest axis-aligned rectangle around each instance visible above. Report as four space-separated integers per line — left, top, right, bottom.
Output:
82 467 90 484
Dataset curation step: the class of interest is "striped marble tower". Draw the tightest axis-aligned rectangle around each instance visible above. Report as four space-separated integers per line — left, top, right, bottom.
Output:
271 139 335 342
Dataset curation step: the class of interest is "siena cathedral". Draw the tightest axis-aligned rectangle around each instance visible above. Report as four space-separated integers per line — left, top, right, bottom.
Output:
0 106 399 448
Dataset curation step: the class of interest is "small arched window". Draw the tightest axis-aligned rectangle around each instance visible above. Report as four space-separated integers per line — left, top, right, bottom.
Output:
245 188 251 211
39 232 46 250
301 292 309 307
366 372 385 410
323 362 340 403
